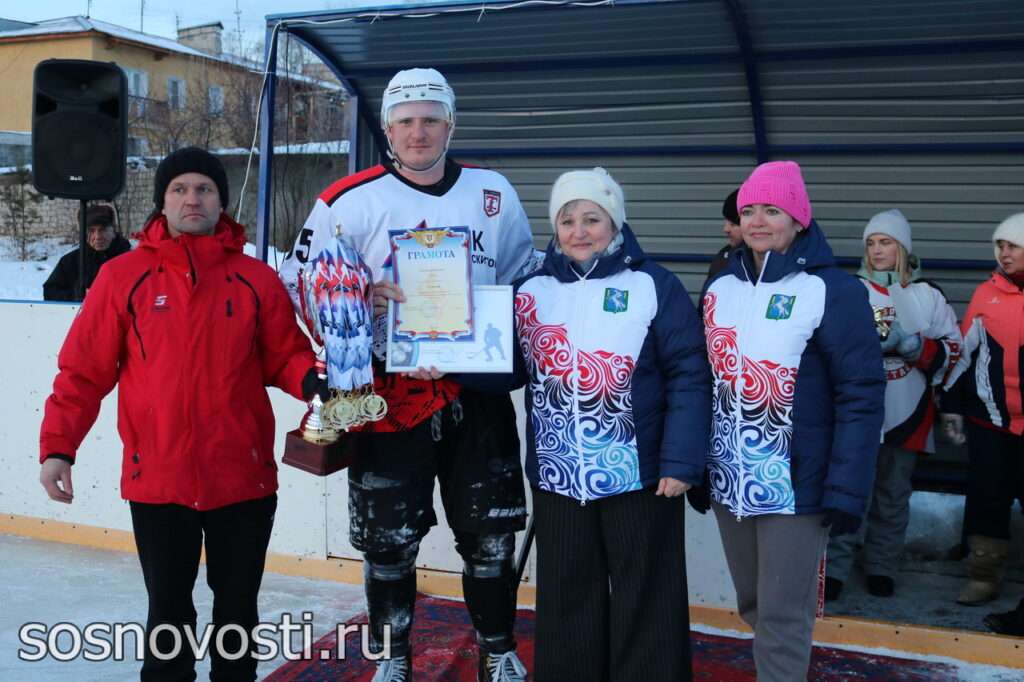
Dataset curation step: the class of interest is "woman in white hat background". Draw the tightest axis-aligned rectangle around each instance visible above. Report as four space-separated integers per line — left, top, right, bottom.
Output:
941 213 1024 611
461 167 711 681
825 209 962 602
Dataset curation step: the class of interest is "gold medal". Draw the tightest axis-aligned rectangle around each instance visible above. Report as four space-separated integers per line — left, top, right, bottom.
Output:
361 392 388 422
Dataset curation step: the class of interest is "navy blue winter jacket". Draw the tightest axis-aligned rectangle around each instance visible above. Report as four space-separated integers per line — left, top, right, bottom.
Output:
461 225 712 503
702 221 885 518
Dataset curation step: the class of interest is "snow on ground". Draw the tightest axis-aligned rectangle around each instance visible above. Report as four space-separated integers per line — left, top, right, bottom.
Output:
0 237 71 301
827 491 1024 632
0 237 289 302
1 534 365 681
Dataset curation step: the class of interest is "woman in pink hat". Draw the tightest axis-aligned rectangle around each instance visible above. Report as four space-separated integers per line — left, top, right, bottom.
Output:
702 160 885 681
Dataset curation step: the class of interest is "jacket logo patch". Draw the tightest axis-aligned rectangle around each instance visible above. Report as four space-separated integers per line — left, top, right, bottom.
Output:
603 288 629 313
153 294 170 312
483 189 501 217
765 294 795 320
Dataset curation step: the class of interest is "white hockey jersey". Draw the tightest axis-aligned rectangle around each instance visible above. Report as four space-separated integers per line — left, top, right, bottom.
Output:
279 160 534 308
862 276 962 452
278 159 535 431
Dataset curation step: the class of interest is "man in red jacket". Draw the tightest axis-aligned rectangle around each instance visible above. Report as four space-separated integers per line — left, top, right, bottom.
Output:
38 147 320 682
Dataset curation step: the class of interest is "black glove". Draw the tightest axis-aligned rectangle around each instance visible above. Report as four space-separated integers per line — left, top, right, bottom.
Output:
301 368 330 403
686 485 710 514
821 508 861 537
685 469 711 514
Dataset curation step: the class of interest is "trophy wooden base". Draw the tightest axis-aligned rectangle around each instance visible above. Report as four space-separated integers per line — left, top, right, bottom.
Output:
282 429 357 476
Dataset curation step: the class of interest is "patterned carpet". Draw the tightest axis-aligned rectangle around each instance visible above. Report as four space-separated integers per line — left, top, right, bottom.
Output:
265 595 959 681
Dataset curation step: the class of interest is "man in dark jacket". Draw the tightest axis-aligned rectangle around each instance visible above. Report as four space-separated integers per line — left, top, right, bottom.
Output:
39 147 321 682
706 187 743 280
43 204 132 301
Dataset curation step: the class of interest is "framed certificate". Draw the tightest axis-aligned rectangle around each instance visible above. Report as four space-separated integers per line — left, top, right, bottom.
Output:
389 226 474 342
386 286 514 373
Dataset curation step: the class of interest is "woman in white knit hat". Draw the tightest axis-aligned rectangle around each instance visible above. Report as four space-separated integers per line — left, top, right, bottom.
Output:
461 167 711 680
825 209 961 602
941 212 1024 608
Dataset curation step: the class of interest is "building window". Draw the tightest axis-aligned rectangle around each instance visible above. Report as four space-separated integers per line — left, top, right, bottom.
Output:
127 136 149 156
207 86 224 116
167 78 186 110
124 68 148 115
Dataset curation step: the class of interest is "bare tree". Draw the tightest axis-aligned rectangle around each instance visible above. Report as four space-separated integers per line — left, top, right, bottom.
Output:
0 168 44 260
115 39 351 249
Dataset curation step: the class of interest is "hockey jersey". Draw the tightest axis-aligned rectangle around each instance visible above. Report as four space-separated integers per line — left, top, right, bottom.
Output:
860 275 961 452
279 159 535 430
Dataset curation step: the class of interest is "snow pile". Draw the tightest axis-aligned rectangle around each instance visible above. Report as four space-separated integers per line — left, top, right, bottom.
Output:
0 237 290 301
0 237 71 301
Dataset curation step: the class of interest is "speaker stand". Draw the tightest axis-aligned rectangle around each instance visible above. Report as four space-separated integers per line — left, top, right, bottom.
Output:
76 199 87 300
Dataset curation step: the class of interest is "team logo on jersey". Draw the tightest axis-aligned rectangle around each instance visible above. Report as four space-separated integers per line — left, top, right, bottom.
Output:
153 294 170 312
603 288 629 313
483 189 501 217
765 294 796 320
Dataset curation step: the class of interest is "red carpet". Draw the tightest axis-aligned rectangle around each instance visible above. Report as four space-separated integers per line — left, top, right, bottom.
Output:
265 595 959 681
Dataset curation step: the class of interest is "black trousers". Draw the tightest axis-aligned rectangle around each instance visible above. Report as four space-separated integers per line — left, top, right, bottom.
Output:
349 393 525 657
348 391 526 552
533 487 692 682
129 494 277 682
964 422 1024 539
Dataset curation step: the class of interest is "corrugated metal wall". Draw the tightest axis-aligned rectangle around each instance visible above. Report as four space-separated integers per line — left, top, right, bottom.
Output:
289 0 1024 311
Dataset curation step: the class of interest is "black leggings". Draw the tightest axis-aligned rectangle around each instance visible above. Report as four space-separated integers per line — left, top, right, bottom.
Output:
964 421 1024 539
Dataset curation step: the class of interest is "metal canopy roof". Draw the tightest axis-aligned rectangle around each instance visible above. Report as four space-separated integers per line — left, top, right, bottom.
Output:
254 0 1024 268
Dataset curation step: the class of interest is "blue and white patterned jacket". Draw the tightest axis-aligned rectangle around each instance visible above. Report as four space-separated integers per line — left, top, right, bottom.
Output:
498 225 712 503
702 221 885 518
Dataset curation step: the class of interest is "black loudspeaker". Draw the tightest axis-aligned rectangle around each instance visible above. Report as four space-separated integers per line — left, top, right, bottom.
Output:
32 59 127 200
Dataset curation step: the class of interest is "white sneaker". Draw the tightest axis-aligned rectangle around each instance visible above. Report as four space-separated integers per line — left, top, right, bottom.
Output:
372 655 410 682
479 649 528 682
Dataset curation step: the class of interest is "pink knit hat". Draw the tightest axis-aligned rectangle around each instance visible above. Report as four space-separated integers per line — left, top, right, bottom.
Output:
737 161 812 228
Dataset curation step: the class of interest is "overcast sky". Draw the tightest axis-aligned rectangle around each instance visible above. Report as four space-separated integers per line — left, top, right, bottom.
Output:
3 0 382 48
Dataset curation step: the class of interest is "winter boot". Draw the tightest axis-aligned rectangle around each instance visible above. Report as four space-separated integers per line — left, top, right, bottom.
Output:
984 599 1024 636
478 648 528 682
372 655 411 682
824 576 843 602
866 574 895 597
956 535 1010 606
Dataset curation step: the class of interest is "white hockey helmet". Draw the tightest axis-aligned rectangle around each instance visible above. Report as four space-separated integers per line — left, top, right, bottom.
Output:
380 68 456 129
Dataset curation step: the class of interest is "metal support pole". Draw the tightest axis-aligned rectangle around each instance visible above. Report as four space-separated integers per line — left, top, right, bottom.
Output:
255 25 279 263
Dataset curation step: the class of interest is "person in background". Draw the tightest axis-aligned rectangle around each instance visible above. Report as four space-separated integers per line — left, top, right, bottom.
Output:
941 213 1024 607
985 597 1024 636
43 204 131 301
703 161 884 682
706 187 742 279
825 209 962 601
39 147 319 682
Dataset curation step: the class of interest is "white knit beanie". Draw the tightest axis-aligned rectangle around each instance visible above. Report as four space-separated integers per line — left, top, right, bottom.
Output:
549 167 626 230
992 213 1024 260
863 209 912 254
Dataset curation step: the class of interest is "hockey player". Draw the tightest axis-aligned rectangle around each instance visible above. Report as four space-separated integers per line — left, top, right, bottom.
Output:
280 68 533 682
